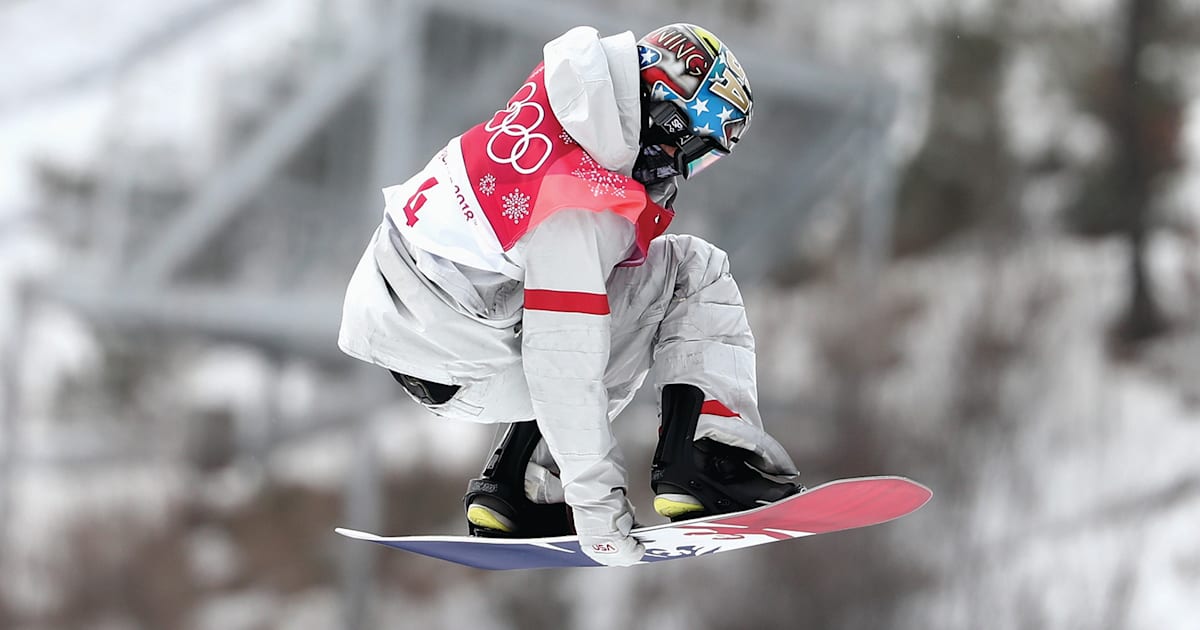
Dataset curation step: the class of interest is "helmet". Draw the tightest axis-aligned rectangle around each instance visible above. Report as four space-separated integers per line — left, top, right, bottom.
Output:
637 23 753 179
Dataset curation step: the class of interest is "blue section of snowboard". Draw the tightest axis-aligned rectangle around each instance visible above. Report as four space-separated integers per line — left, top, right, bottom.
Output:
359 537 712 569
376 539 592 570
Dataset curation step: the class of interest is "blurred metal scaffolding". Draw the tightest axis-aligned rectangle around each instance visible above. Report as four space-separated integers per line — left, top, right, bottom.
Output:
45 0 897 357
0 0 259 115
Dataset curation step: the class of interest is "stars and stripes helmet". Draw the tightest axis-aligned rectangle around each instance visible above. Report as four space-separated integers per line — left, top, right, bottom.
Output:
637 23 753 179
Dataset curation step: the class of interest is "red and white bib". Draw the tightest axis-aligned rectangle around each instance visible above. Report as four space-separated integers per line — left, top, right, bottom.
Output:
384 64 672 280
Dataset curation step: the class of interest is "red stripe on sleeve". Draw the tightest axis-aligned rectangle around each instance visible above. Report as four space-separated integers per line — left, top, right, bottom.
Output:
701 400 740 418
524 289 610 315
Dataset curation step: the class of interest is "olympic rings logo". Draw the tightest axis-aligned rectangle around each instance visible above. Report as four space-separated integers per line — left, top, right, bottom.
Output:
484 82 553 175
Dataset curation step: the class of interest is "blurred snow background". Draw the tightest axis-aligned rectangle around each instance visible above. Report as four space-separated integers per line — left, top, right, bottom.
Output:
2 0 1199 629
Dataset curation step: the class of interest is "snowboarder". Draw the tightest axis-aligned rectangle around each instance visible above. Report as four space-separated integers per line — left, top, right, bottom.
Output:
338 23 799 567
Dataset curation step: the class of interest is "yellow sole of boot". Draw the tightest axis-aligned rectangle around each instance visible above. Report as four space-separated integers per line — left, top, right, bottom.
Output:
466 505 514 533
654 496 705 519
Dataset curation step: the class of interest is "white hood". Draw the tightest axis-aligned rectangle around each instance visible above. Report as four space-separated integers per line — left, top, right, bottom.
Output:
542 26 641 176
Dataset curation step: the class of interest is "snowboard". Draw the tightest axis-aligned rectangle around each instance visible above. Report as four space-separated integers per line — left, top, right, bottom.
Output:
335 475 931 570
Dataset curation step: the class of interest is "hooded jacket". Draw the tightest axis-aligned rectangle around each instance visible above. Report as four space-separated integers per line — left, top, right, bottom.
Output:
339 27 659 541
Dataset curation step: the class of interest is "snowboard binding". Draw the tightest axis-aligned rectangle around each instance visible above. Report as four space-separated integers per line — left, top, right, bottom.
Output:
463 420 574 538
651 384 801 521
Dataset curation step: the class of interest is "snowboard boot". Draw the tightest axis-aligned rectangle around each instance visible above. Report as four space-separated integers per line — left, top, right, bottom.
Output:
650 384 801 521
463 420 574 538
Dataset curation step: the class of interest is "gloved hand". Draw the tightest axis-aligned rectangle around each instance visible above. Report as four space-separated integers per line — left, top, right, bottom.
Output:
575 500 645 567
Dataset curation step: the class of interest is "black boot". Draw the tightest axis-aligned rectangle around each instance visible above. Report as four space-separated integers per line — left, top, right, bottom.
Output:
650 384 801 521
463 421 574 538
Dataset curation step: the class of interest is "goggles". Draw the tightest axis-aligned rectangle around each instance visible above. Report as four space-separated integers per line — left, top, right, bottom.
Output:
674 133 729 179
645 99 734 180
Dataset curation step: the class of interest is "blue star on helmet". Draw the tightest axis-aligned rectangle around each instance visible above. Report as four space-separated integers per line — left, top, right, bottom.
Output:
652 82 672 101
694 122 715 136
716 106 734 123
638 45 662 69
689 98 710 115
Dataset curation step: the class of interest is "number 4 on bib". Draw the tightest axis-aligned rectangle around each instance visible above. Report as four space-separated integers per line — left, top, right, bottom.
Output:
402 177 438 226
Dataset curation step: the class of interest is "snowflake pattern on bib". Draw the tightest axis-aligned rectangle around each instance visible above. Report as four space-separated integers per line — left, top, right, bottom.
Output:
479 173 497 196
501 189 531 223
572 153 628 198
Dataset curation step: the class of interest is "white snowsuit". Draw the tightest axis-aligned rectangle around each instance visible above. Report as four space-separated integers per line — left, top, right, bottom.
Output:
338 26 796 560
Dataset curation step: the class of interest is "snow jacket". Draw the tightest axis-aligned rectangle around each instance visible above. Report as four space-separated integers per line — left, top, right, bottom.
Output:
339 27 665 542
